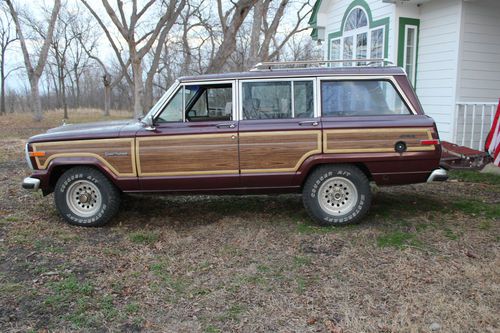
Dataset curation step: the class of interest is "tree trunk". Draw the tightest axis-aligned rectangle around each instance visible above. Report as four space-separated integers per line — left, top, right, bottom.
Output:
29 77 42 121
103 74 111 117
0 56 5 115
62 76 68 119
132 60 144 119
74 64 80 108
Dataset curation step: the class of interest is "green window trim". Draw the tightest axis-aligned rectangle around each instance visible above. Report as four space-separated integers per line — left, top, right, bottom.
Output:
326 0 389 60
398 17 420 88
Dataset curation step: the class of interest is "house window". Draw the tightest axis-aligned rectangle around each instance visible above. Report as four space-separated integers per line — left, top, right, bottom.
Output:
328 5 386 66
371 28 384 59
345 8 368 31
330 39 341 61
398 17 420 87
404 25 418 86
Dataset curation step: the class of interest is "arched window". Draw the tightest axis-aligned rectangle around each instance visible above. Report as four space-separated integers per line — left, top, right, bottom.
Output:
329 4 386 66
345 8 368 31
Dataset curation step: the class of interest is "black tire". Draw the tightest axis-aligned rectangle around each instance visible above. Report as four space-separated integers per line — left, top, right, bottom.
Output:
302 164 372 226
54 166 121 227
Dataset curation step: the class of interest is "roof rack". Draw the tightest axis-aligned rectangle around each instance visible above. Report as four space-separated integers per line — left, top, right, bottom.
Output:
250 58 394 71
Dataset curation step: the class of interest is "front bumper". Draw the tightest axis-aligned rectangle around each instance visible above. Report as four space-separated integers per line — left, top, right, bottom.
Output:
427 168 448 183
22 177 41 191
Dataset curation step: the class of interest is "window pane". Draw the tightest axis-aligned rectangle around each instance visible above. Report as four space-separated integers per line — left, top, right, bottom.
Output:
321 80 411 116
345 8 368 31
370 28 384 59
187 85 232 122
294 81 314 118
356 32 367 61
242 81 291 120
343 36 353 66
157 88 184 122
330 39 341 61
405 27 417 85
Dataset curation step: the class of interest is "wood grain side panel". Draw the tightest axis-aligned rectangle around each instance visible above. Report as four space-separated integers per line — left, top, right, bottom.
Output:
137 134 239 176
324 128 435 153
32 139 135 177
239 131 321 173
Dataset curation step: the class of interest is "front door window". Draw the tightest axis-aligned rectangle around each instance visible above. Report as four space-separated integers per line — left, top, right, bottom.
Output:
156 84 233 123
157 88 184 123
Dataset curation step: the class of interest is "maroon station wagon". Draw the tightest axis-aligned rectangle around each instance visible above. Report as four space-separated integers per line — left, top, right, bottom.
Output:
23 61 447 227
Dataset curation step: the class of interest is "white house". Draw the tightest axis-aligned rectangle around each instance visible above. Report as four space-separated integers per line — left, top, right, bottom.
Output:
309 0 500 150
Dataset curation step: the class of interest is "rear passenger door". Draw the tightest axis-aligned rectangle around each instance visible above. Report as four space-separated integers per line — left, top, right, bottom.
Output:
238 78 322 188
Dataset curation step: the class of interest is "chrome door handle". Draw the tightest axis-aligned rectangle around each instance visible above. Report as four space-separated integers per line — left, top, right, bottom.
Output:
216 123 236 129
299 121 319 126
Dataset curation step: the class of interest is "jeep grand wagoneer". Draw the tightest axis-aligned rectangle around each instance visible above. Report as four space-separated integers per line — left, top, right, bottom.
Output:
23 61 447 227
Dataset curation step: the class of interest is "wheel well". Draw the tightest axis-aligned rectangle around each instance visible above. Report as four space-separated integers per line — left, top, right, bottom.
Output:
48 165 105 192
302 162 373 187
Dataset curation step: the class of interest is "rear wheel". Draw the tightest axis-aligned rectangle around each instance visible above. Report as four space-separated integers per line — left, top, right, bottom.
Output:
54 167 120 227
302 165 372 226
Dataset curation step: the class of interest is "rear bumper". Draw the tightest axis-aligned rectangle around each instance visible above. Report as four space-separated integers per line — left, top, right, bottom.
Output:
22 177 41 191
427 168 448 183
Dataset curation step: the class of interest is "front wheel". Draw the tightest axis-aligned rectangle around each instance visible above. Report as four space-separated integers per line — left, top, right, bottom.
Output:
302 165 372 226
54 167 121 227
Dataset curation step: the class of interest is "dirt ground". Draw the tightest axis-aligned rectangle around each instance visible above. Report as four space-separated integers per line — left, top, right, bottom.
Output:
0 110 499 333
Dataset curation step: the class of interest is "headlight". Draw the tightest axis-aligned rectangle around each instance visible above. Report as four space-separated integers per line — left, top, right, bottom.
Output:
25 143 34 170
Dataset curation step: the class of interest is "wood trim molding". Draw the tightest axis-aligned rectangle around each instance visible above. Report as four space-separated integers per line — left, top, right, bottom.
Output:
239 130 322 173
323 127 435 153
32 138 136 177
136 133 239 177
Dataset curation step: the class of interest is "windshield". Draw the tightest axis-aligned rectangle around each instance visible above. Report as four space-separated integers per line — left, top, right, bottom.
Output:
142 80 180 121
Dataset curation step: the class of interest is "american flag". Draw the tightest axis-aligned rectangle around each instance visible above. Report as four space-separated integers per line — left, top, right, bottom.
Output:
485 99 500 166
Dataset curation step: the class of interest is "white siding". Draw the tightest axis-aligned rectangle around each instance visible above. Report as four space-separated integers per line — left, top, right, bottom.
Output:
321 0 396 62
457 0 500 103
416 0 461 142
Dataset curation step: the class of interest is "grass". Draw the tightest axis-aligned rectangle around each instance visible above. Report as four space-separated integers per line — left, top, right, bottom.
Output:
1 109 499 332
377 231 423 249
128 231 160 244
451 200 500 219
449 169 500 186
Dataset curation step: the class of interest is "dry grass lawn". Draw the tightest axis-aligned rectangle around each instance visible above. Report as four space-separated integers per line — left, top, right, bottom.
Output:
0 110 498 332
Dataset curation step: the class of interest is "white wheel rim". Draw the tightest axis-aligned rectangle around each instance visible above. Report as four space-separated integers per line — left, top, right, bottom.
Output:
66 180 102 217
318 177 358 216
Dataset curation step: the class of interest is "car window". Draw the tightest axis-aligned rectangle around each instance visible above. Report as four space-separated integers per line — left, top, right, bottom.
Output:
156 87 184 123
157 84 233 123
321 80 411 117
294 81 314 118
242 80 314 120
186 84 232 122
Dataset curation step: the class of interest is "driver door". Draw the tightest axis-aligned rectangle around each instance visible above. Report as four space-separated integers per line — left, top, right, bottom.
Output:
136 81 239 191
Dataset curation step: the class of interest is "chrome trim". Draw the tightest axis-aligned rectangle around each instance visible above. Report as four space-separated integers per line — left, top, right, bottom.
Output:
22 177 40 191
427 168 448 183
25 143 34 170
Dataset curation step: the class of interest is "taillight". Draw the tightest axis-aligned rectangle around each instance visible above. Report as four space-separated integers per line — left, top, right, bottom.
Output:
421 139 440 145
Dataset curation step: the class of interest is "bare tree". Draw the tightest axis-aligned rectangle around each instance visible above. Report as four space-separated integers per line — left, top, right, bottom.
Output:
248 0 313 67
0 6 18 115
81 0 186 119
6 0 61 121
67 8 96 109
205 0 258 73
47 4 81 119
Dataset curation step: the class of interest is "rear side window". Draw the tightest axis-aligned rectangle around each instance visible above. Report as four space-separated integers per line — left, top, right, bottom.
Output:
321 80 411 117
242 80 314 120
